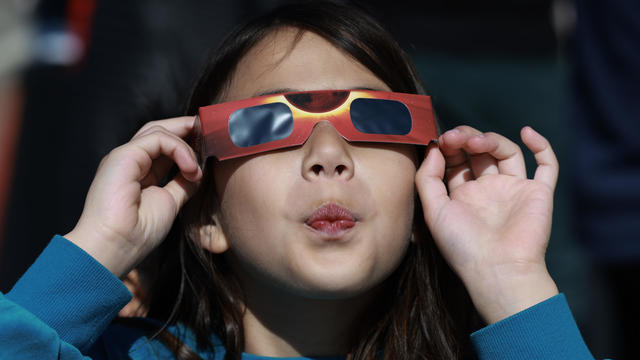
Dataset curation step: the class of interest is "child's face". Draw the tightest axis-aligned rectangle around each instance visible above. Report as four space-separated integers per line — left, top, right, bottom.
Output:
209 28 417 300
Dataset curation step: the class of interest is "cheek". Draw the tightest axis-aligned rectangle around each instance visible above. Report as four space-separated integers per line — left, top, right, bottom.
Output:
215 156 295 255
360 147 416 230
356 148 417 278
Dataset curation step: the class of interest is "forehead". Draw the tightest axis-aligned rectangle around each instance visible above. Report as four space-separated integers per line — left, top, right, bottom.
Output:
224 27 390 102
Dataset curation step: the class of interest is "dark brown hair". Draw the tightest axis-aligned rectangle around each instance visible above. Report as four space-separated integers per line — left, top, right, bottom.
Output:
140 1 476 359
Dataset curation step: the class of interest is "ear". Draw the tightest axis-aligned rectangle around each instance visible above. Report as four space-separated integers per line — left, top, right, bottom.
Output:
197 214 230 254
119 269 149 317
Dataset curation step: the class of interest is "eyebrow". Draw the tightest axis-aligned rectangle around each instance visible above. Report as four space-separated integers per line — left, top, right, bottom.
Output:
253 86 386 97
254 88 298 97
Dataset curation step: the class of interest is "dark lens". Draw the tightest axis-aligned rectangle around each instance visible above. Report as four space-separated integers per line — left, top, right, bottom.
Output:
229 103 293 147
350 98 411 135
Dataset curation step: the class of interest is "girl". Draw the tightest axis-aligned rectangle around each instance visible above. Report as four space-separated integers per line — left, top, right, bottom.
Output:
1 1 596 359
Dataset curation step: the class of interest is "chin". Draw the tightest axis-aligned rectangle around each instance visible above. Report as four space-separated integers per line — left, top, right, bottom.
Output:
292 282 379 301
279 238 408 300
284 264 390 300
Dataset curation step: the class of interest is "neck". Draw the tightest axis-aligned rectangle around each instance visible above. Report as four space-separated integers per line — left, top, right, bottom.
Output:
240 281 380 357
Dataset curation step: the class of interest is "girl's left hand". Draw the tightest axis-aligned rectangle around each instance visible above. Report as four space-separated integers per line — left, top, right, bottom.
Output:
415 125 559 324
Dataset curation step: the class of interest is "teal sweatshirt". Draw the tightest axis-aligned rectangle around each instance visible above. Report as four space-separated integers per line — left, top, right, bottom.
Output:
0 235 597 359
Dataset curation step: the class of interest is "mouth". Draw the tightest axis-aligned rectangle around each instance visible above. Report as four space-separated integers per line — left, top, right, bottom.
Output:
304 203 357 238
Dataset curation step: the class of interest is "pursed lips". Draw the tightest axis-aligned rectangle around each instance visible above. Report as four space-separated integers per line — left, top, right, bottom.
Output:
304 203 357 237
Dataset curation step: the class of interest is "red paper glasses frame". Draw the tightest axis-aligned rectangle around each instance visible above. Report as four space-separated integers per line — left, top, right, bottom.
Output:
194 89 438 162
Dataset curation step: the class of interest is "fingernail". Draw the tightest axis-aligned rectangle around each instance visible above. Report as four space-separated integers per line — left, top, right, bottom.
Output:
424 140 438 158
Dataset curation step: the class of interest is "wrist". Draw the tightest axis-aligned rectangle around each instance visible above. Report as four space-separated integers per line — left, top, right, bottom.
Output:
462 263 559 324
64 225 142 278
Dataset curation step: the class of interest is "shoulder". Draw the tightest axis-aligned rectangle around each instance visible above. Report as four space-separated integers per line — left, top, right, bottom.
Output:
87 318 164 359
88 317 228 359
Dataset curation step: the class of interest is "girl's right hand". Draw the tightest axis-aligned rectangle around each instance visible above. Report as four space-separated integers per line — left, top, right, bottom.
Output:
64 117 202 278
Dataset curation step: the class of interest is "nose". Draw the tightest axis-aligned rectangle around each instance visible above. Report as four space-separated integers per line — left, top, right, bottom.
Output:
301 121 355 181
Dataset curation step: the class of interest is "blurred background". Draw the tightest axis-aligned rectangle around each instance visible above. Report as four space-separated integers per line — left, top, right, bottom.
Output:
0 0 637 358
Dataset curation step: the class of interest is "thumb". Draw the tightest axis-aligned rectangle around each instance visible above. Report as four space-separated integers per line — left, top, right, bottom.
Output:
163 172 201 212
415 142 450 225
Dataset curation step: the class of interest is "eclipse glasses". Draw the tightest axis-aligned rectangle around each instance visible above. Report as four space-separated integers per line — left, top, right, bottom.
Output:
194 89 437 162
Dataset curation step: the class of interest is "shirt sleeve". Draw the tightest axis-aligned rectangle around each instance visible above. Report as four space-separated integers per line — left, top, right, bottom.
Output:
6 235 132 353
0 291 91 360
470 293 595 360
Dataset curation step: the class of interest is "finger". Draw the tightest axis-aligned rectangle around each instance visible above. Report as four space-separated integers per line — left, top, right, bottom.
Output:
120 131 202 184
163 172 201 212
521 126 558 189
451 126 501 171
139 156 175 188
132 116 196 140
140 126 199 174
415 142 450 225
450 127 500 178
137 128 200 180
438 127 477 190
135 127 198 187
465 132 527 178
439 126 483 164
468 151 499 177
